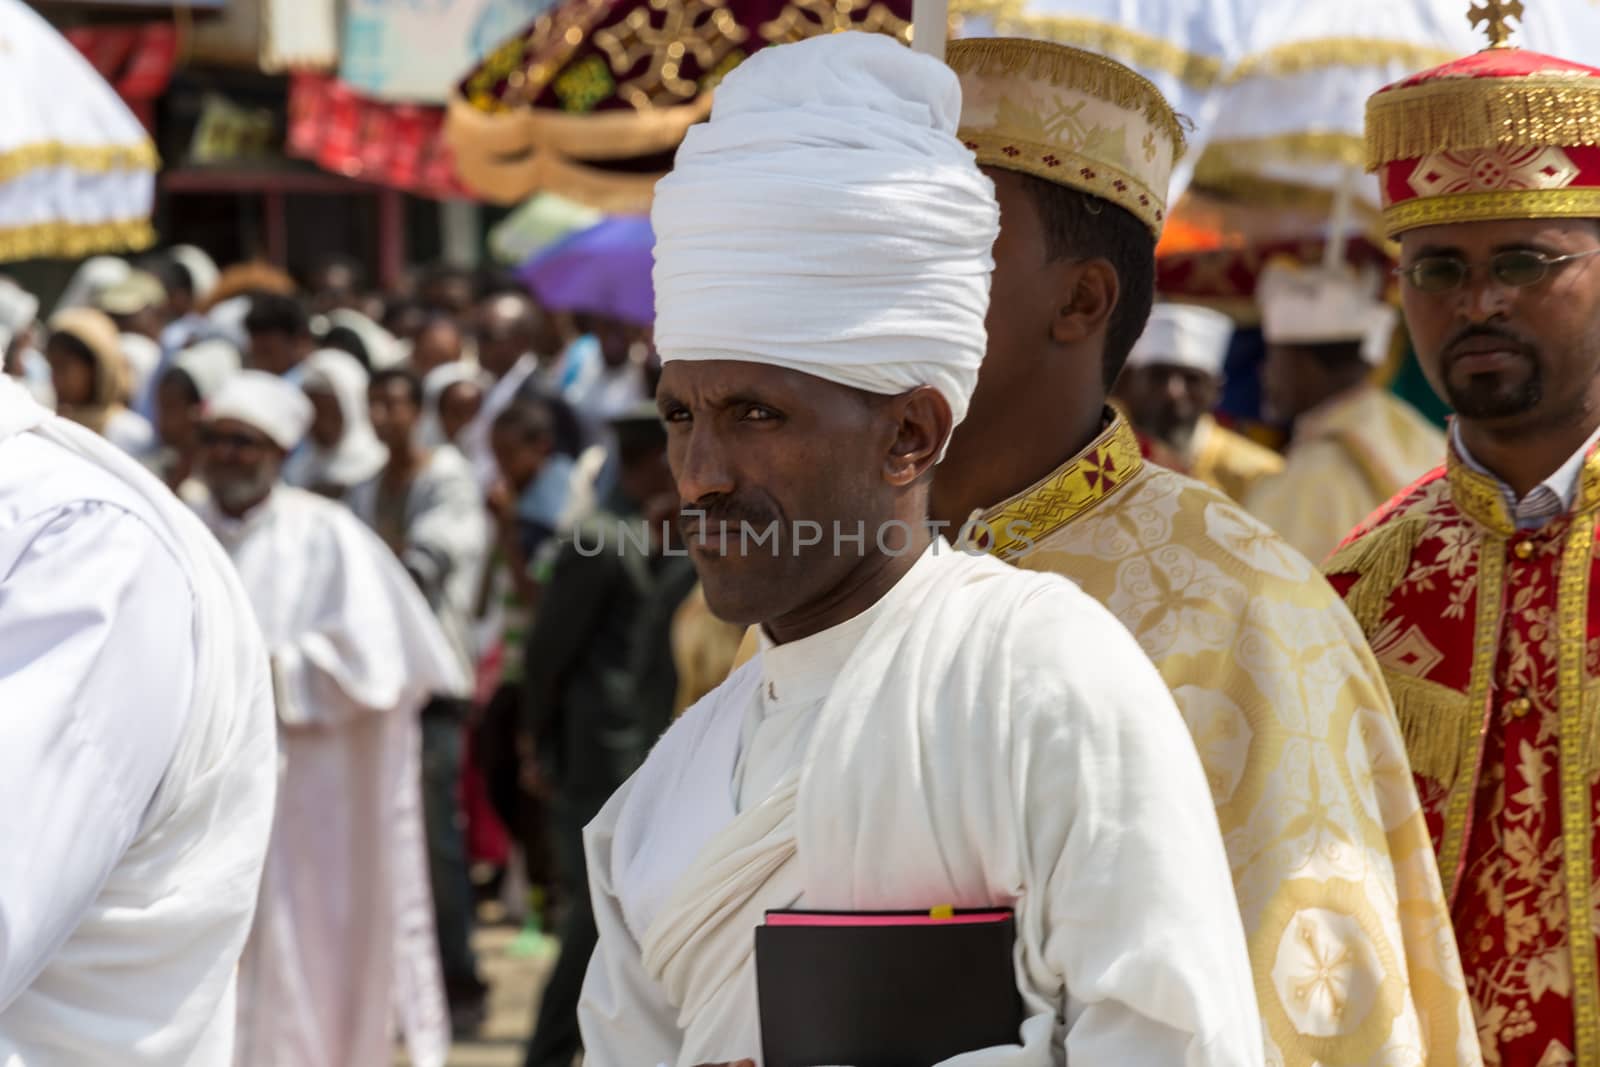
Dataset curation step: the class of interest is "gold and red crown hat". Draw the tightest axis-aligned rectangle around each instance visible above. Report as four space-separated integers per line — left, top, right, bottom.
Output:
1365 8 1600 237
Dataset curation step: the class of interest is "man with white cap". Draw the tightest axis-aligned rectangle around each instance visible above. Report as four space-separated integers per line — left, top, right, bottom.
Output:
578 31 1260 1067
194 371 460 1067
929 37 1477 1066
1244 261 1444 562
1114 302 1282 502
0 371 273 1063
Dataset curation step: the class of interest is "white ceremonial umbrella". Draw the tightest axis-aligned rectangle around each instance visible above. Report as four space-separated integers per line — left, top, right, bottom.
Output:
951 0 1600 248
0 0 159 263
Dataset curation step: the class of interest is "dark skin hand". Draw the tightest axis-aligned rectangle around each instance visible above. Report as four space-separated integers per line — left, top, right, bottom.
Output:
929 167 1120 528
656 359 950 643
1399 217 1600 499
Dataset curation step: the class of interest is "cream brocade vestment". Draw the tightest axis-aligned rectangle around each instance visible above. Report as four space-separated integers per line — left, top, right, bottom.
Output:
977 414 1479 1066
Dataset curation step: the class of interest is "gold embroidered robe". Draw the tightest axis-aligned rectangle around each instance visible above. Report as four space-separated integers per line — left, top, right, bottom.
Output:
1246 385 1445 564
978 415 1478 1067
1325 444 1600 1066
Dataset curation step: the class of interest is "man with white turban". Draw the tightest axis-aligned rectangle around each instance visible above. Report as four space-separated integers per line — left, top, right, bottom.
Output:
1113 303 1283 502
0 369 274 1064
577 31 1260 1067
1244 261 1444 562
193 372 461 1067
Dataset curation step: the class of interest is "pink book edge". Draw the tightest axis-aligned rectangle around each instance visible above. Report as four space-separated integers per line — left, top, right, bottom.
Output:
765 910 1013 928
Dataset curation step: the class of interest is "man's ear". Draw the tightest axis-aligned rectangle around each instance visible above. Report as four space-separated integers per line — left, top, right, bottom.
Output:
1051 258 1118 347
883 386 951 488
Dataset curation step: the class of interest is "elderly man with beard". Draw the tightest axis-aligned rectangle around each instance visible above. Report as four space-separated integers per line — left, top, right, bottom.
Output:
193 371 464 1067
1323 20 1600 1065
577 31 1261 1067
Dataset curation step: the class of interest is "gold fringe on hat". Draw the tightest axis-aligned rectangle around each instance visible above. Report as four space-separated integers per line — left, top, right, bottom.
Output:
947 37 1188 159
1366 74 1600 169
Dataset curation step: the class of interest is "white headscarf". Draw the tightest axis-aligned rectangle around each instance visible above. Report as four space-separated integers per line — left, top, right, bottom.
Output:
119 333 162 403
0 276 39 352
168 339 242 402
170 245 220 303
284 348 389 489
650 33 998 441
418 361 491 449
205 371 314 452
54 256 132 316
326 309 404 371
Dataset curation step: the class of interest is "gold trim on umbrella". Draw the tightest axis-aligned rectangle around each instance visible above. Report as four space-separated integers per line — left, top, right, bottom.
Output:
0 217 155 264
949 0 1223 89
0 140 160 184
1226 38 1457 83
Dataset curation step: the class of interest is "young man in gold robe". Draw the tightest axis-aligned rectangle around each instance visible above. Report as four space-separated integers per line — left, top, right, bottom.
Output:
929 37 1480 1066
1324 14 1600 1063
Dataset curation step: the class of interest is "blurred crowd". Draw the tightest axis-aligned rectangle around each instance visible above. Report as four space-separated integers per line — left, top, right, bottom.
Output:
0 245 746 1066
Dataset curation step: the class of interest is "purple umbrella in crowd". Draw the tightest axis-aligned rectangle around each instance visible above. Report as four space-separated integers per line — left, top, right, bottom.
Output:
516 216 654 327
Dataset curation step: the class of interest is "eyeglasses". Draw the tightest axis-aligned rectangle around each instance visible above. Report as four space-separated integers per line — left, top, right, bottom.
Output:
199 428 269 451
1396 247 1600 293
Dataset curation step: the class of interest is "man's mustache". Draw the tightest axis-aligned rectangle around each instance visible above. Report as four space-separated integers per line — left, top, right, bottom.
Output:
678 496 782 537
1442 324 1539 366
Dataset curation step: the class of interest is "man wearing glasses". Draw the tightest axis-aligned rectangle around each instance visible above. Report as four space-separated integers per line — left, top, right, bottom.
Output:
1323 17 1600 1065
1244 260 1445 563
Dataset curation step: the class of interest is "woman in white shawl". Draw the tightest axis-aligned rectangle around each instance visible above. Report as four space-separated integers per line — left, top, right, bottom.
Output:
284 348 389 498
417 361 491 450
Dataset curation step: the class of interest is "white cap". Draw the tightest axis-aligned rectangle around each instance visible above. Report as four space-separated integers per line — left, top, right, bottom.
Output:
1126 304 1234 377
205 370 313 452
1258 260 1398 366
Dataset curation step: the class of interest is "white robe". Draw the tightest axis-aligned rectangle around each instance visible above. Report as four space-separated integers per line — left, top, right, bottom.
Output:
203 486 464 1067
0 377 276 1066
581 542 1265 1066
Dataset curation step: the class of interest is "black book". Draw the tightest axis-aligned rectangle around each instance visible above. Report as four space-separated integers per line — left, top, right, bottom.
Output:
755 907 1024 1067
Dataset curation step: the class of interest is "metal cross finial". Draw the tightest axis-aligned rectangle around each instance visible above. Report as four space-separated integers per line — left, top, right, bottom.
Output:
1468 0 1525 48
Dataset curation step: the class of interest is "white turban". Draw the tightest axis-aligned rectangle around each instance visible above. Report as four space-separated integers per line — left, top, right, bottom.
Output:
1258 261 1398 367
1126 304 1235 378
651 32 999 439
205 370 313 452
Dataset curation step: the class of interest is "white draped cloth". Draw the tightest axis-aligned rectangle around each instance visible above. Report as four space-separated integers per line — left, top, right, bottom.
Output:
581 543 1264 1066
283 348 389 492
0 377 275 1065
204 485 463 1067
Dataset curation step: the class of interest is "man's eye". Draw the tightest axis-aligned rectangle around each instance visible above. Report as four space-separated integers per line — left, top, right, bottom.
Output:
740 405 777 421
661 406 690 424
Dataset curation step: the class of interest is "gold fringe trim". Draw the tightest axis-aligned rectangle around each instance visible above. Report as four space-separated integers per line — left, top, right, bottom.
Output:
1383 188 1600 238
1195 131 1366 179
0 217 155 264
1366 76 1600 167
1226 38 1456 84
1322 516 1424 637
948 1 1224 89
947 37 1187 158
1386 672 1471 786
0 140 160 185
